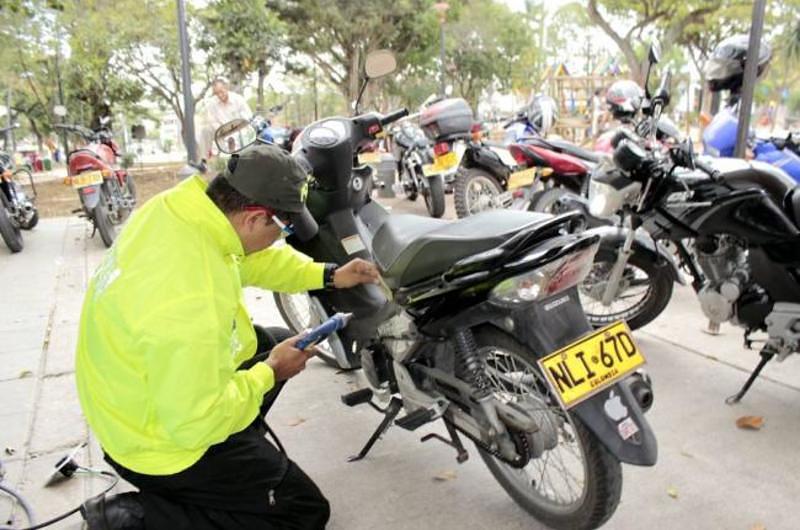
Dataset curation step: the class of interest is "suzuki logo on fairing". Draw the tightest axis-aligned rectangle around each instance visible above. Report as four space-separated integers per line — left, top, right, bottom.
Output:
544 295 570 311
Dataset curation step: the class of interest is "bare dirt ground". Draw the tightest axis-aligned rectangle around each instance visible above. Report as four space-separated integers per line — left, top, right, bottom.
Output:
30 163 188 218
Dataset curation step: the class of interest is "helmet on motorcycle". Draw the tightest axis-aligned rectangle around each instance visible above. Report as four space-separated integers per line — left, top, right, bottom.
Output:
705 35 772 93
524 94 558 135
605 80 644 122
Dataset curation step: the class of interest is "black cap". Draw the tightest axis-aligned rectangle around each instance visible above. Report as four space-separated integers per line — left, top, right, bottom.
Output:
223 143 318 241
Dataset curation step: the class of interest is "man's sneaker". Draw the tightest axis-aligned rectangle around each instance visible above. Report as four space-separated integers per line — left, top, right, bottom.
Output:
81 492 145 530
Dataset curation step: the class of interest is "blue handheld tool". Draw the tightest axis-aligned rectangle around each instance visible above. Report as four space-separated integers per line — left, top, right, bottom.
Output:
296 312 353 350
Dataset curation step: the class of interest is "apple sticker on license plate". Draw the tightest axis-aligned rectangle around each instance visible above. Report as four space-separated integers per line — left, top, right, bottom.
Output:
537 321 645 409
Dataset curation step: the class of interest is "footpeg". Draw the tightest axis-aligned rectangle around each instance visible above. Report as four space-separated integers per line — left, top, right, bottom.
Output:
395 408 435 431
341 388 373 407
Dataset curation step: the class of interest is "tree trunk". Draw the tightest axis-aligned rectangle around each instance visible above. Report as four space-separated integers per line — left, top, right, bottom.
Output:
257 66 266 114
348 47 362 110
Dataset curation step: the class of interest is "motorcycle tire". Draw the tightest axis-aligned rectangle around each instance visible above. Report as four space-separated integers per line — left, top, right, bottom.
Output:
93 194 117 248
273 291 342 369
579 247 673 331
125 173 137 201
453 167 503 218
529 187 574 214
423 175 446 218
20 210 38 230
473 327 622 530
0 192 23 253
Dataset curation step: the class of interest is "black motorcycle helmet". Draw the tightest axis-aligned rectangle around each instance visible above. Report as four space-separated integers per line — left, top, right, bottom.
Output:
605 80 644 122
705 35 772 93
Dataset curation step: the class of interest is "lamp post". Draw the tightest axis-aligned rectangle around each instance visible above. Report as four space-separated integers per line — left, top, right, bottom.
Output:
734 0 767 159
434 2 450 97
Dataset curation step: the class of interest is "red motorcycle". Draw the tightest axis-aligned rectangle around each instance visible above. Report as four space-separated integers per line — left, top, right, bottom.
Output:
56 123 136 247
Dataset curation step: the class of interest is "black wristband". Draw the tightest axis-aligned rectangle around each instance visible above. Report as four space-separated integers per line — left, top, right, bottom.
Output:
323 263 338 288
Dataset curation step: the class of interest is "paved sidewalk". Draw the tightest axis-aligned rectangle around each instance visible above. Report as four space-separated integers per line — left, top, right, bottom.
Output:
2 214 800 529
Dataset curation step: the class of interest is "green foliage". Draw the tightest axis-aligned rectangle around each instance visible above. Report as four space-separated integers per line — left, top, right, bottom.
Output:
198 0 284 88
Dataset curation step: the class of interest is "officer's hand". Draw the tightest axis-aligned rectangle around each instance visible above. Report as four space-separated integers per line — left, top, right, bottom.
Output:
265 335 316 382
333 258 381 288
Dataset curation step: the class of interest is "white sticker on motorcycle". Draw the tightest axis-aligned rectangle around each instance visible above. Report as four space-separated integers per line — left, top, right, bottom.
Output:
603 390 629 421
341 235 366 255
617 417 640 441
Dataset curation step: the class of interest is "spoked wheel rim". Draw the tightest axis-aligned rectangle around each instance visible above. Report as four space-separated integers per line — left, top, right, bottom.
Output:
481 345 590 513
579 260 653 325
466 175 502 215
277 292 316 332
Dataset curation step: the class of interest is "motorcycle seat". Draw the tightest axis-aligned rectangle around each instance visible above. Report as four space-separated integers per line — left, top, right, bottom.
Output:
372 209 553 287
538 139 601 164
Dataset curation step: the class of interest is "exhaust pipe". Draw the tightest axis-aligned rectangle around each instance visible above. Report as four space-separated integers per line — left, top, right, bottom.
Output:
626 371 654 413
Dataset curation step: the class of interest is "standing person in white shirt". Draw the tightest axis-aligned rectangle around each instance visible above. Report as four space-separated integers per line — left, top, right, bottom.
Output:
197 77 253 169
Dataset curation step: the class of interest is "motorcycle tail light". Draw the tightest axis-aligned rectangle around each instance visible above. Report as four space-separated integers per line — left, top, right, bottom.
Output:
489 243 599 305
433 142 450 156
509 145 529 165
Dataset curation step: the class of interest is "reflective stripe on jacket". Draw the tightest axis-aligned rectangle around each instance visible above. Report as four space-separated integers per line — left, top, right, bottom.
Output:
76 176 323 475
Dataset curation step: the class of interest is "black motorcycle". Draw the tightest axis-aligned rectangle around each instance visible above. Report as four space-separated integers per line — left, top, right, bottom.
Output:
388 121 446 217
581 64 800 403
0 125 39 253
218 50 657 530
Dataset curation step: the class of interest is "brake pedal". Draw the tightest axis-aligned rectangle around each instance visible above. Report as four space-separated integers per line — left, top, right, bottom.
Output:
395 408 435 431
341 388 373 407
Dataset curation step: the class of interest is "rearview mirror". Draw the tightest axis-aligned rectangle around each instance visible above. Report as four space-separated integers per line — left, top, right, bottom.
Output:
215 118 257 154
648 42 661 65
365 50 397 79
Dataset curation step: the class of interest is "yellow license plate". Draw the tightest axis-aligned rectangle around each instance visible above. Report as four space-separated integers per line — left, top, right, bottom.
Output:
71 170 103 189
538 321 645 409
433 151 458 171
507 167 536 190
357 152 381 165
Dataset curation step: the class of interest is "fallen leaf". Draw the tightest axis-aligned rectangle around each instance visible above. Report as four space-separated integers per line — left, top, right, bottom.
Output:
286 417 306 427
736 416 764 430
667 486 678 499
433 470 457 482
4 447 16 456
679 450 694 459
750 524 766 530
18 370 33 379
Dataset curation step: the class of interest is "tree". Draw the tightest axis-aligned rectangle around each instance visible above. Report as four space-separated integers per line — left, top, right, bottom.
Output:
267 0 439 105
199 0 285 112
585 0 729 83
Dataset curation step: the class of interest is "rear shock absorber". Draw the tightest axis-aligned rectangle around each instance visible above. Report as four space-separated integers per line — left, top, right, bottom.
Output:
453 328 491 398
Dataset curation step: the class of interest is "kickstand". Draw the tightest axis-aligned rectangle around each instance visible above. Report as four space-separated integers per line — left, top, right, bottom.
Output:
421 420 469 463
348 397 403 462
725 350 775 405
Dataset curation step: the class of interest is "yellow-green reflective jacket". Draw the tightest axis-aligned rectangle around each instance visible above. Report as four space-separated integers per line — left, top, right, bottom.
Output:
76 176 323 475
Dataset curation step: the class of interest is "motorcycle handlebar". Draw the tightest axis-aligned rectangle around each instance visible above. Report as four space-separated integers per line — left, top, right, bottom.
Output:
380 108 409 126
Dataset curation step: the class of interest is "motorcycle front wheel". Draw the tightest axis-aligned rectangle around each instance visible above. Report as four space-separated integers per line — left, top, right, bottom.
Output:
0 192 23 253
453 168 504 218
423 174 445 218
473 327 622 530
273 292 344 369
578 247 673 330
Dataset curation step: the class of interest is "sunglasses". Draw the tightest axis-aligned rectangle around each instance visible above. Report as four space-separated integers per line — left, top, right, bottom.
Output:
244 206 295 237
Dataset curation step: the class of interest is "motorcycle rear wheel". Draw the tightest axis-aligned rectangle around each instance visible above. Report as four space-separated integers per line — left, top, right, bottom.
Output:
453 168 503 218
0 192 23 253
473 327 622 530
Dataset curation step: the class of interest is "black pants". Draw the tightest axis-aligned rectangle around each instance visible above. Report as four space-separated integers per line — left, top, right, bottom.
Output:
106 326 331 530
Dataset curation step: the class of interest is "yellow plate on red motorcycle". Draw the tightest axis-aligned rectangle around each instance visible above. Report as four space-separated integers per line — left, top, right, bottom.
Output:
507 167 536 190
357 152 381 165
433 151 458 171
538 321 645 409
71 170 103 189
422 163 439 177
